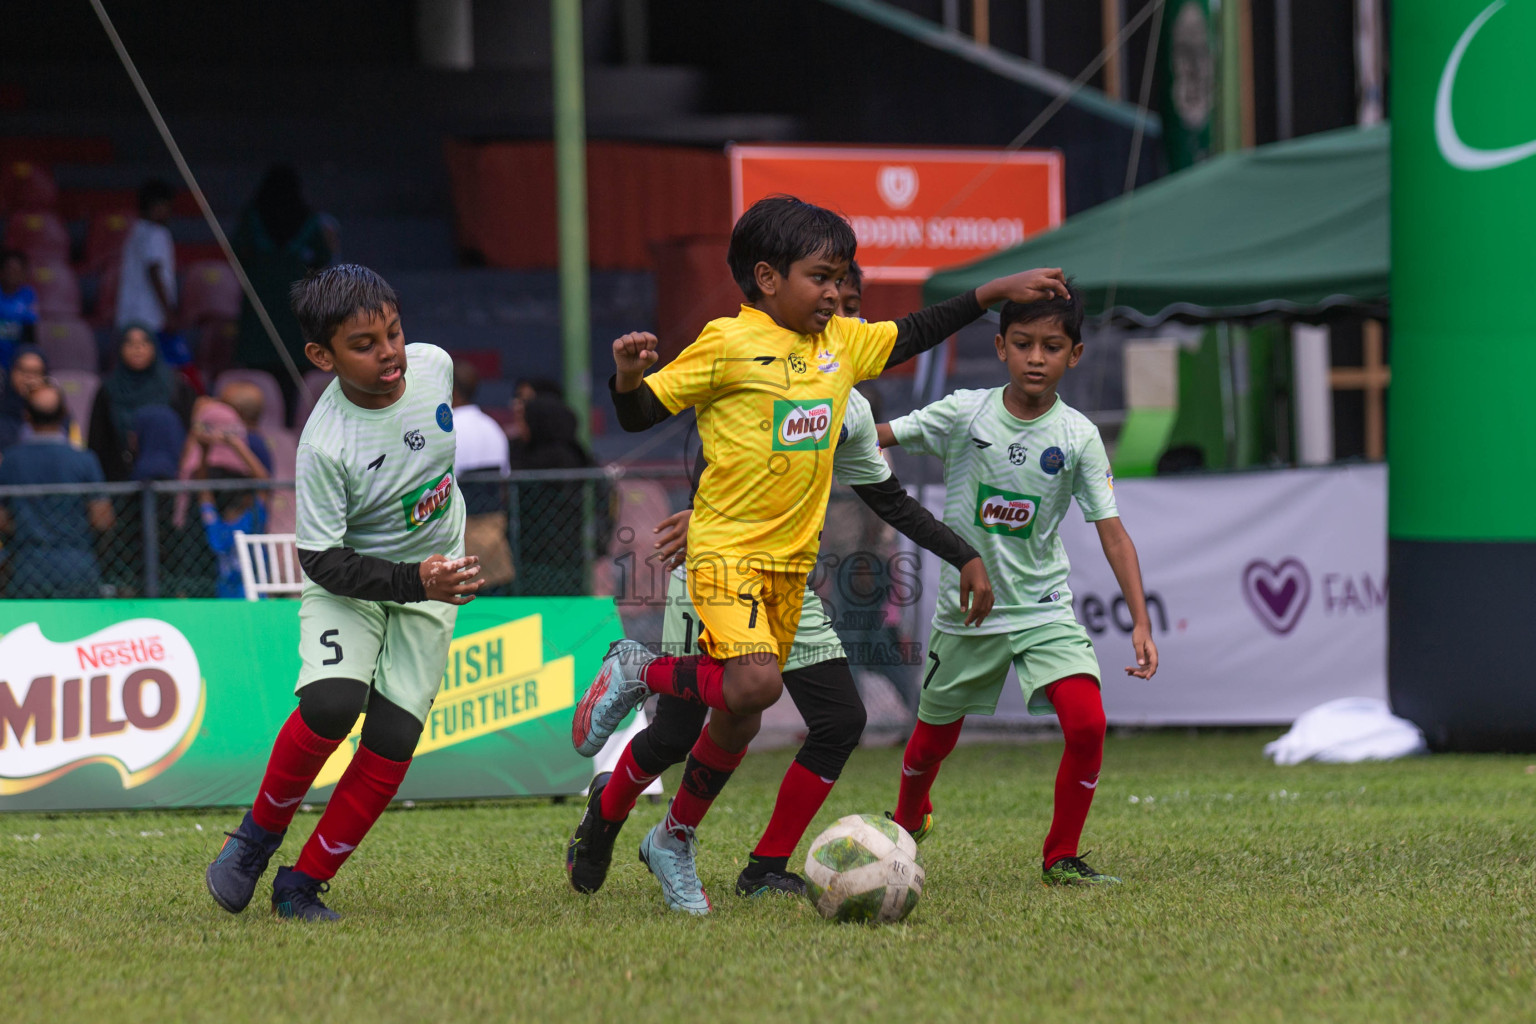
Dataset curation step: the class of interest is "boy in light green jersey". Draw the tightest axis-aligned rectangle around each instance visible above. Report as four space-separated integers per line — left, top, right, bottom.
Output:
878 286 1159 886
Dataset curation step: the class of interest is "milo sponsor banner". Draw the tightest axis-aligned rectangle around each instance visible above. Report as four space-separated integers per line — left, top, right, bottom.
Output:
907 465 1387 724
0 598 617 810
974 484 1041 538
774 399 835 451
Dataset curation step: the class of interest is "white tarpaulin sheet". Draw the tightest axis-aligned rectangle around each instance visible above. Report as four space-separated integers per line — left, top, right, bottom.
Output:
905 464 1387 725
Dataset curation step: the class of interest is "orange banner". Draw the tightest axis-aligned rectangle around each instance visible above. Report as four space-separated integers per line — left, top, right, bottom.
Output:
729 145 1063 282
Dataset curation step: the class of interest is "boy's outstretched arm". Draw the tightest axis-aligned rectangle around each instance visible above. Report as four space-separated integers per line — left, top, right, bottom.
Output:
850 473 994 626
608 331 673 432
883 268 1069 369
1094 517 1158 679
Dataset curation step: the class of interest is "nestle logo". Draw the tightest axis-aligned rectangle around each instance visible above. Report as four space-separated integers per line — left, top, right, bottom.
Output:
76 636 166 670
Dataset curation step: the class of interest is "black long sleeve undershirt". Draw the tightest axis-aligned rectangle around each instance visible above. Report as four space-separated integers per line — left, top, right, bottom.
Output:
297 547 427 603
884 289 984 368
609 374 673 432
608 289 984 433
851 475 979 570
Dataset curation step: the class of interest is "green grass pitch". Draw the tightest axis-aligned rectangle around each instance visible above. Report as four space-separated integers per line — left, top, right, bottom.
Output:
4 732 1536 1023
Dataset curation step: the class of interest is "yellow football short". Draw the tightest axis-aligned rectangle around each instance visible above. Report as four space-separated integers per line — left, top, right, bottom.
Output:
685 557 809 668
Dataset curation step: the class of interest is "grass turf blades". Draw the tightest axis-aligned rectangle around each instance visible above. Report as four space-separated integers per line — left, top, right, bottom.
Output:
5 732 1536 1023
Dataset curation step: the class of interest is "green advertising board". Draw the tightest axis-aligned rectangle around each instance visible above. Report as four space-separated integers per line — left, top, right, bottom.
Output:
0 597 620 810
1390 0 1536 750
1391 0 1536 542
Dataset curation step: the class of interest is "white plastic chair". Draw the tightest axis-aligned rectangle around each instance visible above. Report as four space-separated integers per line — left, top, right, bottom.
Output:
234 531 304 601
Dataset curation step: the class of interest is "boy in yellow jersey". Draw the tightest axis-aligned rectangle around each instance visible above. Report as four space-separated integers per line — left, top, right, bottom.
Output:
572 195 1066 912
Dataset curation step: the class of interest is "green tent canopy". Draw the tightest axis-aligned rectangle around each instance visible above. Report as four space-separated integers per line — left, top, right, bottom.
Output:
924 124 1389 326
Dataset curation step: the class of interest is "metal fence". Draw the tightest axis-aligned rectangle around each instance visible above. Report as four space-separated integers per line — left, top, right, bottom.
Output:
0 464 922 709
0 467 683 600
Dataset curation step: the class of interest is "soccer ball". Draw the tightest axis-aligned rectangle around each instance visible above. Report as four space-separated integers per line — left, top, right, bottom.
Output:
803 813 924 924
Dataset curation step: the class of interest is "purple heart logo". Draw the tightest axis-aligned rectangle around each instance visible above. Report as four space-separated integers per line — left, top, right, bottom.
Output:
1242 558 1311 636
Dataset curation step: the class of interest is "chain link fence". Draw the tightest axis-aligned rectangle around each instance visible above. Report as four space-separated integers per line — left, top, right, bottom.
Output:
0 465 922 710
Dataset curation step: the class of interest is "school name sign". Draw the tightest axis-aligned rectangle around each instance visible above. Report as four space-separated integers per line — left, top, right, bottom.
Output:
728 145 1064 282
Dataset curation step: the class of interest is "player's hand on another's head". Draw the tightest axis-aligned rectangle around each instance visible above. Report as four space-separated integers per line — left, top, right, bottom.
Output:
612 332 660 375
1125 624 1158 679
980 267 1068 307
653 508 691 570
957 556 995 627
420 554 483 605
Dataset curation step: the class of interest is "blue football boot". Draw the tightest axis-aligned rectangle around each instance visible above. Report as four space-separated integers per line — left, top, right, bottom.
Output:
205 810 284 914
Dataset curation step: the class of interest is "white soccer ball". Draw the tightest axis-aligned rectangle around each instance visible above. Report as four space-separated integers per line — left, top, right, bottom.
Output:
803 813 924 924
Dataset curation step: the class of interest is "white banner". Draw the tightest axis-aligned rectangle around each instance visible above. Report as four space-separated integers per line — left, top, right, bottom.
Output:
906 465 1386 725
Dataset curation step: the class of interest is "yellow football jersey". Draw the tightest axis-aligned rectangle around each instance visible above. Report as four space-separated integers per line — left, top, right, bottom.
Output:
646 305 898 566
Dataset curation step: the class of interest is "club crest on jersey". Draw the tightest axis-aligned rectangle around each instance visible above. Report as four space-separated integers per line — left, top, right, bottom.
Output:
404 429 425 451
436 403 454 432
975 483 1041 538
1008 443 1027 466
1040 446 1065 475
401 471 454 531
772 399 834 450
789 353 807 374
817 349 840 373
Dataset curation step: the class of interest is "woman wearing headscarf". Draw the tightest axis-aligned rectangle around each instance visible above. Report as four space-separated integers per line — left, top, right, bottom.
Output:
89 324 195 481
231 164 332 422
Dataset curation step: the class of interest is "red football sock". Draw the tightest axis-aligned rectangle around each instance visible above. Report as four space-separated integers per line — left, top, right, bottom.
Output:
250 709 343 834
599 741 658 821
640 654 729 710
893 718 964 833
752 760 836 859
664 726 744 832
293 745 411 881
1041 675 1106 869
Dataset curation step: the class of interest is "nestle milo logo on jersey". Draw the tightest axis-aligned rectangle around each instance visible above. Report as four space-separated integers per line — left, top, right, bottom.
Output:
401 470 454 531
975 483 1042 538
772 399 834 450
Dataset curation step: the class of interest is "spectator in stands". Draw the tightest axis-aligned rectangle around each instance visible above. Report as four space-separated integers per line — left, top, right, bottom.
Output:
232 164 332 422
217 378 274 474
90 324 195 481
0 384 113 598
0 345 80 451
515 376 564 403
130 404 186 481
192 412 269 599
509 393 596 595
452 360 511 476
0 249 38 366
116 179 178 336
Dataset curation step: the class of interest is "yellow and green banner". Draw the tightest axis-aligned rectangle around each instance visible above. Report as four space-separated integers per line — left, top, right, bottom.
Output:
0 598 618 810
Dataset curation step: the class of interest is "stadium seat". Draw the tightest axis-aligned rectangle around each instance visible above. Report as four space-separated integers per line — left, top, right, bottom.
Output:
233 531 304 600
590 478 673 602
194 319 238 383
51 369 100 437
5 210 70 263
29 262 81 318
292 369 335 429
180 260 241 324
213 368 284 435
90 260 119 328
81 210 135 273
262 427 300 533
0 160 58 213
36 317 97 372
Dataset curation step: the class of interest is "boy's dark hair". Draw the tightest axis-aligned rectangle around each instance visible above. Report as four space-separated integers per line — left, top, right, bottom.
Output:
844 260 864 294
24 385 66 428
137 178 176 215
727 195 857 301
290 264 400 349
999 279 1084 344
